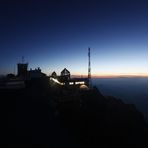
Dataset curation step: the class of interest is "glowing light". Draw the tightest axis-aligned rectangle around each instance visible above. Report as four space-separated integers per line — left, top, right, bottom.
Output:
69 82 74 85
50 77 64 85
75 81 85 85
80 84 89 90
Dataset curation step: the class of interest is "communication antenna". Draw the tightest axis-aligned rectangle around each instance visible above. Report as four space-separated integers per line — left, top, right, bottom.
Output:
22 56 25 63
88 47 92 88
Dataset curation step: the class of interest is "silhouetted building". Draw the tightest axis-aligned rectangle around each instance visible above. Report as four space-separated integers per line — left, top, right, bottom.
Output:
28 67 46 79
60 68 70 82
49 68 89 89
17 63 28 78
5 79 25 89
51 71 57 78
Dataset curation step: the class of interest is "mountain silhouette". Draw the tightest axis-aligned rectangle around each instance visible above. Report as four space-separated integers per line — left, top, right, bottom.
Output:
1 77 148 147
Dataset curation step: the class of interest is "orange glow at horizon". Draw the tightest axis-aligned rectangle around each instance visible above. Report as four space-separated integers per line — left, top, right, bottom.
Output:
71 72 148 78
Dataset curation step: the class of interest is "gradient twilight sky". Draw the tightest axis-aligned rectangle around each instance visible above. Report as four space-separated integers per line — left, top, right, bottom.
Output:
0 0 148 76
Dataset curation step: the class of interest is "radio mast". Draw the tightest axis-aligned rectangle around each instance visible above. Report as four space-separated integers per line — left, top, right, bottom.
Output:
88 47 92 88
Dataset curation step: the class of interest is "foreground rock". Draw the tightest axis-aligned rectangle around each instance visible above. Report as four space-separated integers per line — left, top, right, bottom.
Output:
57 87 148 148
1 78 148 147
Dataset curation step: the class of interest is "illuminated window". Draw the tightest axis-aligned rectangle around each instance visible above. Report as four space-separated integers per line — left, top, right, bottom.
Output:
75 81 85 85
69 82 74 85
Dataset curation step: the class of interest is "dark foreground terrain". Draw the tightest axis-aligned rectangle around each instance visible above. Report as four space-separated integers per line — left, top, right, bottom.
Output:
1 77 148 147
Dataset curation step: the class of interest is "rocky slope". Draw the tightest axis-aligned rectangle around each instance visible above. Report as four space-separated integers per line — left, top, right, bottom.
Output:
1 78 148 147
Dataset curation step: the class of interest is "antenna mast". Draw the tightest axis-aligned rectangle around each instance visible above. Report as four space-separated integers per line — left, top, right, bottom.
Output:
22 56 25 63
88 47 92 88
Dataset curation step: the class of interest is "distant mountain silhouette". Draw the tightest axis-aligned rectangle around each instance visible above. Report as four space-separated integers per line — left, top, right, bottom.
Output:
1 77 148 147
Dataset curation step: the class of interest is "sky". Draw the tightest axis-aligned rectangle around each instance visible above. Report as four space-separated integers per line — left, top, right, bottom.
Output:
0 0 148 77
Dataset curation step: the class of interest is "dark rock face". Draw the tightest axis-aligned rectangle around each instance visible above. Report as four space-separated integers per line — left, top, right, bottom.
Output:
1 78 148 147
57 87 148 148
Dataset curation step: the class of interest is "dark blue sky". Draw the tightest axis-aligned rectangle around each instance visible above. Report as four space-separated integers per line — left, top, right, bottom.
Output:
0 0 148 76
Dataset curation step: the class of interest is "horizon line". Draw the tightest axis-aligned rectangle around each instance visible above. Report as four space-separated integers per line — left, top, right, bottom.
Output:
1 72 148 78
71 74 148 78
